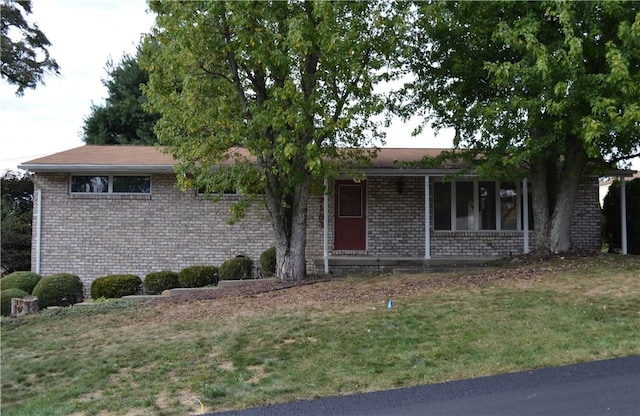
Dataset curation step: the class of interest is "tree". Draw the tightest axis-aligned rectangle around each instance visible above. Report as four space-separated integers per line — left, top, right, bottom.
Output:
404 1 640 253
83 51 160 145
1 0 60 95
142 1 403 280
1 170 33 274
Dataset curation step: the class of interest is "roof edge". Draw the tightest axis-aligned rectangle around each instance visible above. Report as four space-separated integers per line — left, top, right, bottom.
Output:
17 164 176 174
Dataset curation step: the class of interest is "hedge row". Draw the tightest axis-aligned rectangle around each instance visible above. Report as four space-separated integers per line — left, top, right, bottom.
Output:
1 271 84 315
0 247 279 313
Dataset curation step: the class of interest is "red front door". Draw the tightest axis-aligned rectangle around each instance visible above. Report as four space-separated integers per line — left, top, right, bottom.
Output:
335 181 366 251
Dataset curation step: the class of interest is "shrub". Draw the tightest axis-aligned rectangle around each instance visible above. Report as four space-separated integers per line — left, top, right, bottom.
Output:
603 178 640 254
1 288 29 316
0 271 41 293
90 274 142 299
178 266 219 288
259 247 277 278
144 271 180 295
32 273 83 308
219 257 253 280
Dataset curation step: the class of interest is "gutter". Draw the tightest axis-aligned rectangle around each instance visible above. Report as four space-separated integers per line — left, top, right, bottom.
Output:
16 164 175 174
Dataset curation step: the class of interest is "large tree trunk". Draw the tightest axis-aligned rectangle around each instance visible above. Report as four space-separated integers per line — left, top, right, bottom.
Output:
529 136 587 254
548 138 586 253
530 161 551 251
265 176 312 281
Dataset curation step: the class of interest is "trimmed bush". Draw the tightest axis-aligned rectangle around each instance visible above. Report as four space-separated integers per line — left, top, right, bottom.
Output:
178 266 219 288
32 273 83 308
259 247 277 278
0 271 41 293
1 288 29 316
144 271 180 295
219 257 253 280
90 274 142 299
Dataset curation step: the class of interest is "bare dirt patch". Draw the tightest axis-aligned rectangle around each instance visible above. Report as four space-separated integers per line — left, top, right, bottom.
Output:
139 251 624 325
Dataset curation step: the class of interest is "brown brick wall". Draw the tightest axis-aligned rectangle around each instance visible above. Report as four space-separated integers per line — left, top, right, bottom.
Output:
32 173 274 296
32 173 600 293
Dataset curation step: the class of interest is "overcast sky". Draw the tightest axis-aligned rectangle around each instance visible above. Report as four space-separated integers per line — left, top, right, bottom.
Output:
0 1 636 173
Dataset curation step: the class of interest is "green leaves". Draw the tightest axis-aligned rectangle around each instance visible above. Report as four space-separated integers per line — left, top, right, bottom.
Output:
142 1 403 201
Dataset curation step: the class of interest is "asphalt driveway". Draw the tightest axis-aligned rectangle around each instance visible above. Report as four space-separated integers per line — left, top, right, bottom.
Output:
208 355 640 416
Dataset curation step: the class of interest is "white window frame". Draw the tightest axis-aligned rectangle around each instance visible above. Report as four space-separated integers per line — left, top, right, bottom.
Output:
433 178 526 232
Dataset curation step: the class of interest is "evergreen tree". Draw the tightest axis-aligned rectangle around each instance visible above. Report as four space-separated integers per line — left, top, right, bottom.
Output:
83 51 159 145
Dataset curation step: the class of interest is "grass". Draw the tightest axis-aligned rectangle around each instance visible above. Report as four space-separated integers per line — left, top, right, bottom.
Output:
1 254 639 415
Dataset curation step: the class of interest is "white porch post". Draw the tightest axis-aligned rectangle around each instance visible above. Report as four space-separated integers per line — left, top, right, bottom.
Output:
425 175 431 259
523 178 530 254
620 177 628 255
323 177 330 273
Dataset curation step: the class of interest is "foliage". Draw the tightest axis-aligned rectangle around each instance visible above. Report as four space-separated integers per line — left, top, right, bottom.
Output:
0 0 60 95
144 270 179 295
177 265 219 288
83 51 160 145
219 257 254 281
142 1 405 280
259 246 277 278
0 271 41 293
0 287 28 316
602 178 640 254
32 273 83 308
90 274 142 299
1 170 33 274
404 1 640 253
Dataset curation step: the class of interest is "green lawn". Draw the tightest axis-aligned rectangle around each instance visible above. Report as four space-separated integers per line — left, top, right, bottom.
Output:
1 254 639 415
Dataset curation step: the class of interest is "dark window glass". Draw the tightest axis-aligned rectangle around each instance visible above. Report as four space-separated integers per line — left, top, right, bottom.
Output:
456 182 474 230
70 176 108 193
501 182 518 230
434 182 451 230
338 185 363 217
479 181 496 230
113 176 150 193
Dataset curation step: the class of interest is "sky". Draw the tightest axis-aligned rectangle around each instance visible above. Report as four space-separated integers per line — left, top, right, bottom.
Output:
0 1 636 173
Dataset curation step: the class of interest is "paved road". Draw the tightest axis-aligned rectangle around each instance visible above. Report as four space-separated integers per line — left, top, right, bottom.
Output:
209 355 639 416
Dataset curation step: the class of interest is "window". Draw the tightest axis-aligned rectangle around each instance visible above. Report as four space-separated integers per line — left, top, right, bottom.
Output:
197 186 238 196
433 179 529 232
70 175 151 194
434 182 451 230
479 181 496 230
500 182 518 230
71 176 108 193
455 182 474 230
113 176 150 193
338 184 363 217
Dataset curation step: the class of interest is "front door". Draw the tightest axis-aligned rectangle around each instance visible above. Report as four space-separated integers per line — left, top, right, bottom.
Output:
335 181 366 251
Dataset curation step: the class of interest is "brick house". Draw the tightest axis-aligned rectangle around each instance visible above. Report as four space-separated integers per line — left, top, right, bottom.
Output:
19 145 603 291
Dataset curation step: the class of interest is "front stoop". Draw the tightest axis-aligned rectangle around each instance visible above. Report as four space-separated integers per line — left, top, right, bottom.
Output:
314 256 498 273
217 278 276 288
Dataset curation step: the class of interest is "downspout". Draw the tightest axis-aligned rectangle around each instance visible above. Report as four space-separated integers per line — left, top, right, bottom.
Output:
323 177 329 274
620 177 627 255
24 171 42 274
523 178 529 254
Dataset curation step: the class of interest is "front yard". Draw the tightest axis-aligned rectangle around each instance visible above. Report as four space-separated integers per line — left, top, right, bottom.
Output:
1 253 639 415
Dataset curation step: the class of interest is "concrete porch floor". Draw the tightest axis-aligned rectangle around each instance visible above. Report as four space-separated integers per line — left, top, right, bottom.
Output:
313 256 500 273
